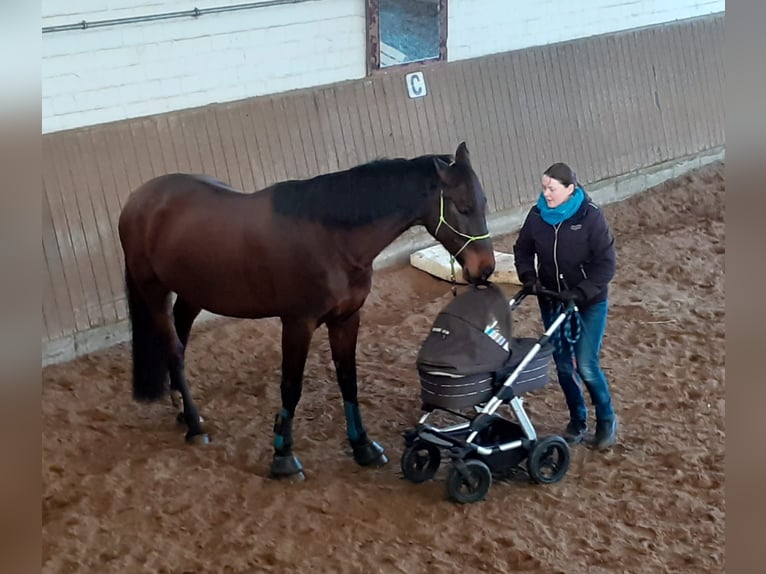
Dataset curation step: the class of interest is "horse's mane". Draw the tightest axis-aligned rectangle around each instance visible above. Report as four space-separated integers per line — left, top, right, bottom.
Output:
271 154 452 228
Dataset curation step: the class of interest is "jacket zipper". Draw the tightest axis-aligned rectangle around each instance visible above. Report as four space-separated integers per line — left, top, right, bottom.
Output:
553 223 562 291
580 264 588 279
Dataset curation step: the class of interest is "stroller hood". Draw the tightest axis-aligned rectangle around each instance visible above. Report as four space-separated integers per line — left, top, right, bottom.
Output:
417 283 512 377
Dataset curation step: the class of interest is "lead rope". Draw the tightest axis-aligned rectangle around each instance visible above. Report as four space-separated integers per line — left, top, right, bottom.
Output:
449 256 457 297
548 299 583 353
433 191 491 298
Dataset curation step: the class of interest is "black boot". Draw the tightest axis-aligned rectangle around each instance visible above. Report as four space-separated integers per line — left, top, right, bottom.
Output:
593 417 618 450
563 419 588 444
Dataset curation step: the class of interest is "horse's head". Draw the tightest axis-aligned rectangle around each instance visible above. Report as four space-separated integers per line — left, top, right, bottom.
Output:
426 142 496 284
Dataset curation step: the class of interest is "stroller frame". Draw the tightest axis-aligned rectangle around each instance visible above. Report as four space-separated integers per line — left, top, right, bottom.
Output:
401 289 578 503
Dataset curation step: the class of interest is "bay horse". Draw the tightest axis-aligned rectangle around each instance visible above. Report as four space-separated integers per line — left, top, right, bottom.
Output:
118 141 495 479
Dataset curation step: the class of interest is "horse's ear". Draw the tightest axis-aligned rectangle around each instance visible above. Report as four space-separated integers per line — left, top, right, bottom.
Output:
434 157 456 186
455 142 471 167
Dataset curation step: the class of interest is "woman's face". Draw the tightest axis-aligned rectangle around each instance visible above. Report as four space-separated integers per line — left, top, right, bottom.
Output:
541 175 575 208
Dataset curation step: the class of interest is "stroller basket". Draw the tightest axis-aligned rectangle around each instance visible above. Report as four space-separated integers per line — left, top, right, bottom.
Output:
419 338 554 410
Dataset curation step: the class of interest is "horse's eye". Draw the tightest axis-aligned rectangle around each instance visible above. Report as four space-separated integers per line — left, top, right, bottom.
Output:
456 204 472 215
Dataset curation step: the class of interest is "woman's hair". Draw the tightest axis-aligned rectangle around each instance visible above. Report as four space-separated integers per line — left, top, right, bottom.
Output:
543 162 579 188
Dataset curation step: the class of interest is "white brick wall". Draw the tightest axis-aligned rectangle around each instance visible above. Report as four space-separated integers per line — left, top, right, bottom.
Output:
42 0 365 133
448 0 725 61
42 0 724 134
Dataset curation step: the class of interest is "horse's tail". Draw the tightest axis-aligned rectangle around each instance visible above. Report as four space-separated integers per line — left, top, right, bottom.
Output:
125 266 168 402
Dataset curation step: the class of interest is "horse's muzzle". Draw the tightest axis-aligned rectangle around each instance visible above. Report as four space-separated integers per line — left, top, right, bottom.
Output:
463 265 495 284
462 245 496 284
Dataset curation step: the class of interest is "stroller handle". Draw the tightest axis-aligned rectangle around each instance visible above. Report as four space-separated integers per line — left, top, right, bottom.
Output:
509 287 578 311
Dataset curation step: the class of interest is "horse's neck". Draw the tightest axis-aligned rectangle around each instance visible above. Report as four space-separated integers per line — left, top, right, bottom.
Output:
340 211 423 270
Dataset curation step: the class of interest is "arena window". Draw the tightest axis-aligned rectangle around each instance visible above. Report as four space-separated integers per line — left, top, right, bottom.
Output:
366 0 447 74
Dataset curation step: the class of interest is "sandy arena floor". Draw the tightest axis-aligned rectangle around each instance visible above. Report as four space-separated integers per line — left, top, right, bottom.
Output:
42 162 724 573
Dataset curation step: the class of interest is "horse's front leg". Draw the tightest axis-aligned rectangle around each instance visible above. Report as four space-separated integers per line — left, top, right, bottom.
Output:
327 311 388 467
270 317 315 480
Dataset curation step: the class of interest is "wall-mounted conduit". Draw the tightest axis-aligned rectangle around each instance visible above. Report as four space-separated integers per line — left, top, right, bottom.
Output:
42 0 319 34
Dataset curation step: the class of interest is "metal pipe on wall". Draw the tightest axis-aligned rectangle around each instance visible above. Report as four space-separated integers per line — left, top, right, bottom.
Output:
42 0 319 34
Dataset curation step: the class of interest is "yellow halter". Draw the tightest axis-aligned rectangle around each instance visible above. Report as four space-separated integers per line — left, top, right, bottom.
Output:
433 191 491 294
434 191 491 257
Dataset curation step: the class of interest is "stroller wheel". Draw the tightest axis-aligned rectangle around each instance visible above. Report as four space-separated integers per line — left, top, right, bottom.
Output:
528 435 570 484
446 459 492 504
401 441 441 483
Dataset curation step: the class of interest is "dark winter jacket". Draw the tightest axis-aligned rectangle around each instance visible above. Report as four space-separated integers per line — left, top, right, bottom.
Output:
513 193 616 307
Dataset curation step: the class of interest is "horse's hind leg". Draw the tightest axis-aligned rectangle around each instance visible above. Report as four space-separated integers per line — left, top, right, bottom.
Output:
270 317 315 480
327 311 388 467
169 296 200 415
170 296 207 443
173 297 200 348
126 271 207 443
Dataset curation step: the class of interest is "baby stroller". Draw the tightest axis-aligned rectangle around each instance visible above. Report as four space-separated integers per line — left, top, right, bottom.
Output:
400 282 578 503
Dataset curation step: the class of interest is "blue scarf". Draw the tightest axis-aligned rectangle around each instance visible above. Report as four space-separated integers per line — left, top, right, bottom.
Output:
536 186 585 226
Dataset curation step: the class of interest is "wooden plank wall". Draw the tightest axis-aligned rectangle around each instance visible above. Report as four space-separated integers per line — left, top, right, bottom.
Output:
42 14 724 346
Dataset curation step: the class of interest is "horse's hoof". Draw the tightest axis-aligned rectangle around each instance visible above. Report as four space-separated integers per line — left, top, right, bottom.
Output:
185 432 210 445
270 454 305 480
352 440 389 467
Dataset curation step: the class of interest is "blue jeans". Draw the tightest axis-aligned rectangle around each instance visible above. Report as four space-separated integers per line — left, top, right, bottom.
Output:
539 299 615 423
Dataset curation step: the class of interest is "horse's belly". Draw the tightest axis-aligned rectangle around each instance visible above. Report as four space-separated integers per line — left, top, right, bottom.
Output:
158 254 324 319
185 281 274 318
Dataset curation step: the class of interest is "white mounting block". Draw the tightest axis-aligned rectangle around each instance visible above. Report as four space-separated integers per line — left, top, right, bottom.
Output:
410 244 521 285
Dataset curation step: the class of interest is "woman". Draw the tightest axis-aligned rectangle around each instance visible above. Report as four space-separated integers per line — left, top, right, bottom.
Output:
513 162 618 449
